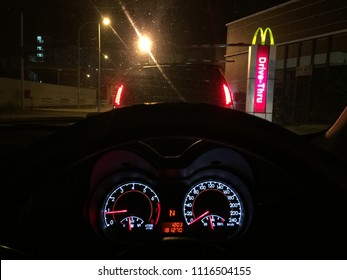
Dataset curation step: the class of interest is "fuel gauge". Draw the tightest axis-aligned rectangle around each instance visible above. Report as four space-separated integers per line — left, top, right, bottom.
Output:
201 214 225 229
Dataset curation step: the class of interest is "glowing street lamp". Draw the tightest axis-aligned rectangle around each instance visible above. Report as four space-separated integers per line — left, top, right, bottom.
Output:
138 35 152 54
102 17 111 26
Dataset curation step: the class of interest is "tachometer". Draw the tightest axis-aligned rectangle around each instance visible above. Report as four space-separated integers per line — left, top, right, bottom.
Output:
183 180 244 239
101 182 160 242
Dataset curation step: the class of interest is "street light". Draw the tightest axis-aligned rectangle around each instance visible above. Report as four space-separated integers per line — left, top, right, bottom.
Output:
77 21 96 108
138 35 152 54
102 17 111 26
77 17 110 111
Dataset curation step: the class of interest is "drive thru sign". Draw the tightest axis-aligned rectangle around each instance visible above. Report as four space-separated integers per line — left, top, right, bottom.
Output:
246 27 276 120
254 45 269 113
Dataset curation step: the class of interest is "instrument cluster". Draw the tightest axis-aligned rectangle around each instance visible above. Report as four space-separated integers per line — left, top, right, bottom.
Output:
88 144 253 245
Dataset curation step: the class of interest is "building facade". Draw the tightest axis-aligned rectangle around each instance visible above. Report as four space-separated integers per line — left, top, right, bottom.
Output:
225 0 347 124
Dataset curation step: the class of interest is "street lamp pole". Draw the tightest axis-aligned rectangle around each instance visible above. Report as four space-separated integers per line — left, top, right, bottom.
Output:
97 17 111 112
78 17 110 112
98 22 101 113
77 26 81 108
77 21 95 108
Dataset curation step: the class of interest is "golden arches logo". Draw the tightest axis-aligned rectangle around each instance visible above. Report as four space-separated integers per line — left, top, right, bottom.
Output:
252 27 275 45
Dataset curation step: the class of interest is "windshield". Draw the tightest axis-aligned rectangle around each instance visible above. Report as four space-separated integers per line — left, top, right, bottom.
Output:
113 65 231 107
0 0 346 135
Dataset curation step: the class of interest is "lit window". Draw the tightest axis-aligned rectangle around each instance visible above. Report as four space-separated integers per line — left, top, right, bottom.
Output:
37 35 44 44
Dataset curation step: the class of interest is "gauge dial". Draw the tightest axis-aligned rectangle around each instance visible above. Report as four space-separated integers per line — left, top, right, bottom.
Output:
101 182 160 242
120 216 144 231
183 180 244 239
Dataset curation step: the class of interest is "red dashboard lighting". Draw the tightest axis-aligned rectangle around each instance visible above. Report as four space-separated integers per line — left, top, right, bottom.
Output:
161 222 183 234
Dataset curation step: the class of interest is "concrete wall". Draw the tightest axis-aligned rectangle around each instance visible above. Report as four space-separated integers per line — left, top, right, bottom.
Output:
0 77 96 108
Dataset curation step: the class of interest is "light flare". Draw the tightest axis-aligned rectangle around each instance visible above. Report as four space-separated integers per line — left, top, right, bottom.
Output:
118 1 185 100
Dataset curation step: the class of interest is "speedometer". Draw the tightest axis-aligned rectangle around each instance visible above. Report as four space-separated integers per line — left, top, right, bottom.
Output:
183 180 245 239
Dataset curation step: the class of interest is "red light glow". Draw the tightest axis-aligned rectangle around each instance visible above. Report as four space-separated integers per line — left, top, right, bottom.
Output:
155 203 161 225
223 84 233 106
105 210 128 215
113 84 124 107
188 210 209 225
209 215 214 230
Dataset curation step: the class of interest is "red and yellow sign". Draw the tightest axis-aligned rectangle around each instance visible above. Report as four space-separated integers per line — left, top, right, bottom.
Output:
251 27 274 113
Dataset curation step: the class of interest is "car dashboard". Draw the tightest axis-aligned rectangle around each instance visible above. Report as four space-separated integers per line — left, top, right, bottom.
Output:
15 137 309 259
88 140 254 248
1 104 346 260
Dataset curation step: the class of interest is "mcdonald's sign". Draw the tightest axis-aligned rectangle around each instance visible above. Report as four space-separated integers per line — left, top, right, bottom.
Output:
246 28 276 118
252 27 275 46
250 27 274 114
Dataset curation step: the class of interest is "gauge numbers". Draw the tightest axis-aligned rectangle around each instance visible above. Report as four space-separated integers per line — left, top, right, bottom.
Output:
102 182 160 238
183 180 244 238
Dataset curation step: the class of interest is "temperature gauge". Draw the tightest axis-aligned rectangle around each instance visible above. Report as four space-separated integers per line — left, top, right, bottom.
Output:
120 216 144 231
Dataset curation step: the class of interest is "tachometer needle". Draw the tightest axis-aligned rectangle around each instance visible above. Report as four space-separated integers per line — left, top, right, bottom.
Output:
105 209 128 214
188 210 209 225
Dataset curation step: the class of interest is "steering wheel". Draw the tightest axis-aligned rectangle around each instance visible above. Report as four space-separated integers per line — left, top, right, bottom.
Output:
1 103 347 259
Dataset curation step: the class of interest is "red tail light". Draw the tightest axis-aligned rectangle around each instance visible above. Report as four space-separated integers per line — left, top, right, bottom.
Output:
113 84 124 107
223 84 233 107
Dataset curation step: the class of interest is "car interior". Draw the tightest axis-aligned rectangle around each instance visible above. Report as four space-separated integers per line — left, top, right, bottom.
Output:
1 102 346 260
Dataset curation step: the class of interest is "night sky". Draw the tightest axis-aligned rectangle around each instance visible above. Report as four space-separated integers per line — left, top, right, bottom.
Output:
0 0 289 70
1 0 289 45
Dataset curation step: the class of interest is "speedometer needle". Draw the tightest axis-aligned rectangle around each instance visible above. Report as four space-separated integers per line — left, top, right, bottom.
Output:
188 210 209 225
105 210 128 214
